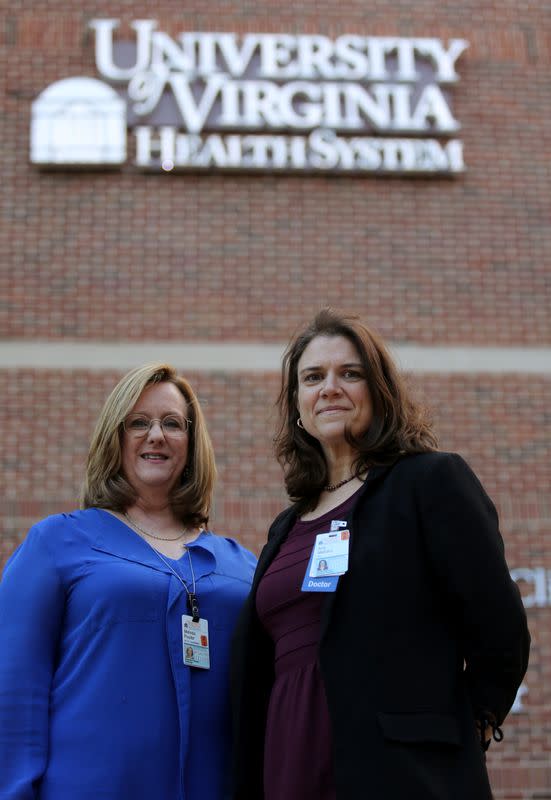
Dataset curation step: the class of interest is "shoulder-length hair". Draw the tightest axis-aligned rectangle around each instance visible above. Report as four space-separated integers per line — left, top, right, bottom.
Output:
275 309 438 510
81 363 216 528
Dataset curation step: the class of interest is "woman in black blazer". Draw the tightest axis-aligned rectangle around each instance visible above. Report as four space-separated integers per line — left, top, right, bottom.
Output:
231 309 530 800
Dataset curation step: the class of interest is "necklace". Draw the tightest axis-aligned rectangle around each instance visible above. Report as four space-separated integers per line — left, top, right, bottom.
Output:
124 512 189 543
324 475 356 492
136 531 201 623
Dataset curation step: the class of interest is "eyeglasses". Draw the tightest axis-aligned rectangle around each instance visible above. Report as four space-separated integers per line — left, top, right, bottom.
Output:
123 414 191 437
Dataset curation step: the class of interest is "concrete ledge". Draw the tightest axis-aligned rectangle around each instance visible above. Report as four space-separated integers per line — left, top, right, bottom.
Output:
0 340 550 374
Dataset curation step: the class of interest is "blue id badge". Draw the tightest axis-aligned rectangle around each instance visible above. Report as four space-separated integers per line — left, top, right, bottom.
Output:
301 546 340 592
302 524 350 592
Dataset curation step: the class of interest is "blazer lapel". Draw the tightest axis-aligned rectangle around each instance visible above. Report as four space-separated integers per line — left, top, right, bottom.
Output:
319 463 395 640
250 507 297 593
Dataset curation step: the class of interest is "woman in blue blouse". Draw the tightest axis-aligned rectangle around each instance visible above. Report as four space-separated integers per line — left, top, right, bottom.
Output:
0 363 256 800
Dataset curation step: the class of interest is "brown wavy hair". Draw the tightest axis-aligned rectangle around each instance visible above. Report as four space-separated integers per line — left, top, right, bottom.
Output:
81 363 216 528
275 309 438 510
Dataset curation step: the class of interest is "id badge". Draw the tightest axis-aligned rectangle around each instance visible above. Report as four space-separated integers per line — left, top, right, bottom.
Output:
309 529 350 577
182 615 210 669
301 544 340 592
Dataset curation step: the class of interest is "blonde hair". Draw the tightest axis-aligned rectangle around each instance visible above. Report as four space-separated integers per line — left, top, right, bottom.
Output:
81 363 216 528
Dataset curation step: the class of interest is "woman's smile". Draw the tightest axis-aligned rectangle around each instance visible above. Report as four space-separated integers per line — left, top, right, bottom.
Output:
297 335 373 454
121 382 189 496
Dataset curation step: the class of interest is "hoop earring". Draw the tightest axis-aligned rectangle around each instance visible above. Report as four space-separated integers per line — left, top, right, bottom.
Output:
297 418 304 429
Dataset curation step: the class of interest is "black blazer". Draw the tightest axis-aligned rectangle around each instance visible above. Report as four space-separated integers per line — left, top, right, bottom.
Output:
231 452 530 800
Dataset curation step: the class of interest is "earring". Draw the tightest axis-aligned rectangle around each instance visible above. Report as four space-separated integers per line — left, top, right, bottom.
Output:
297 418 304 429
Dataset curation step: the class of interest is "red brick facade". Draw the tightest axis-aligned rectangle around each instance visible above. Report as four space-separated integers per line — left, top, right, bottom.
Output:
1 3 550 797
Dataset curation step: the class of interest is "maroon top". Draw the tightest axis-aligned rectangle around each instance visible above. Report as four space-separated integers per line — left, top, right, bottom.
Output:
256 491 359 800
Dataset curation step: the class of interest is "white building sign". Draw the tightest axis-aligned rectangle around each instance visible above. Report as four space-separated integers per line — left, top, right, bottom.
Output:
31 19 469 175
506 566 551 715
511 567 551 608
31 78 126 166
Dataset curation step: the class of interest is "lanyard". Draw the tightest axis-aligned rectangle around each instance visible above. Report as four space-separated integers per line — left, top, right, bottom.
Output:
145 543 200 622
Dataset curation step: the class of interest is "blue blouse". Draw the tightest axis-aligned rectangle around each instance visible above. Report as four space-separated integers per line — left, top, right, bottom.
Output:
0 508 257 800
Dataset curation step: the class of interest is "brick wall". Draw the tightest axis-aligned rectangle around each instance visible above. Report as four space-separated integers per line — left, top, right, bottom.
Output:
1 2 550 797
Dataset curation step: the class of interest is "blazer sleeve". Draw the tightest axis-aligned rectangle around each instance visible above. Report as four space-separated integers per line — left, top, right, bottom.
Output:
0 522 65 799
417 453 530 727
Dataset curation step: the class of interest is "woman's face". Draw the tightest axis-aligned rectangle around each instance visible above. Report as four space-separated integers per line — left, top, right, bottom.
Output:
121 381 190 500
296 335 373 452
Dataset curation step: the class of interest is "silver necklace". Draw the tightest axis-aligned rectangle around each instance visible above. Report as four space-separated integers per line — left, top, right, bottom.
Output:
324 475 356 492
124 512 189 543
